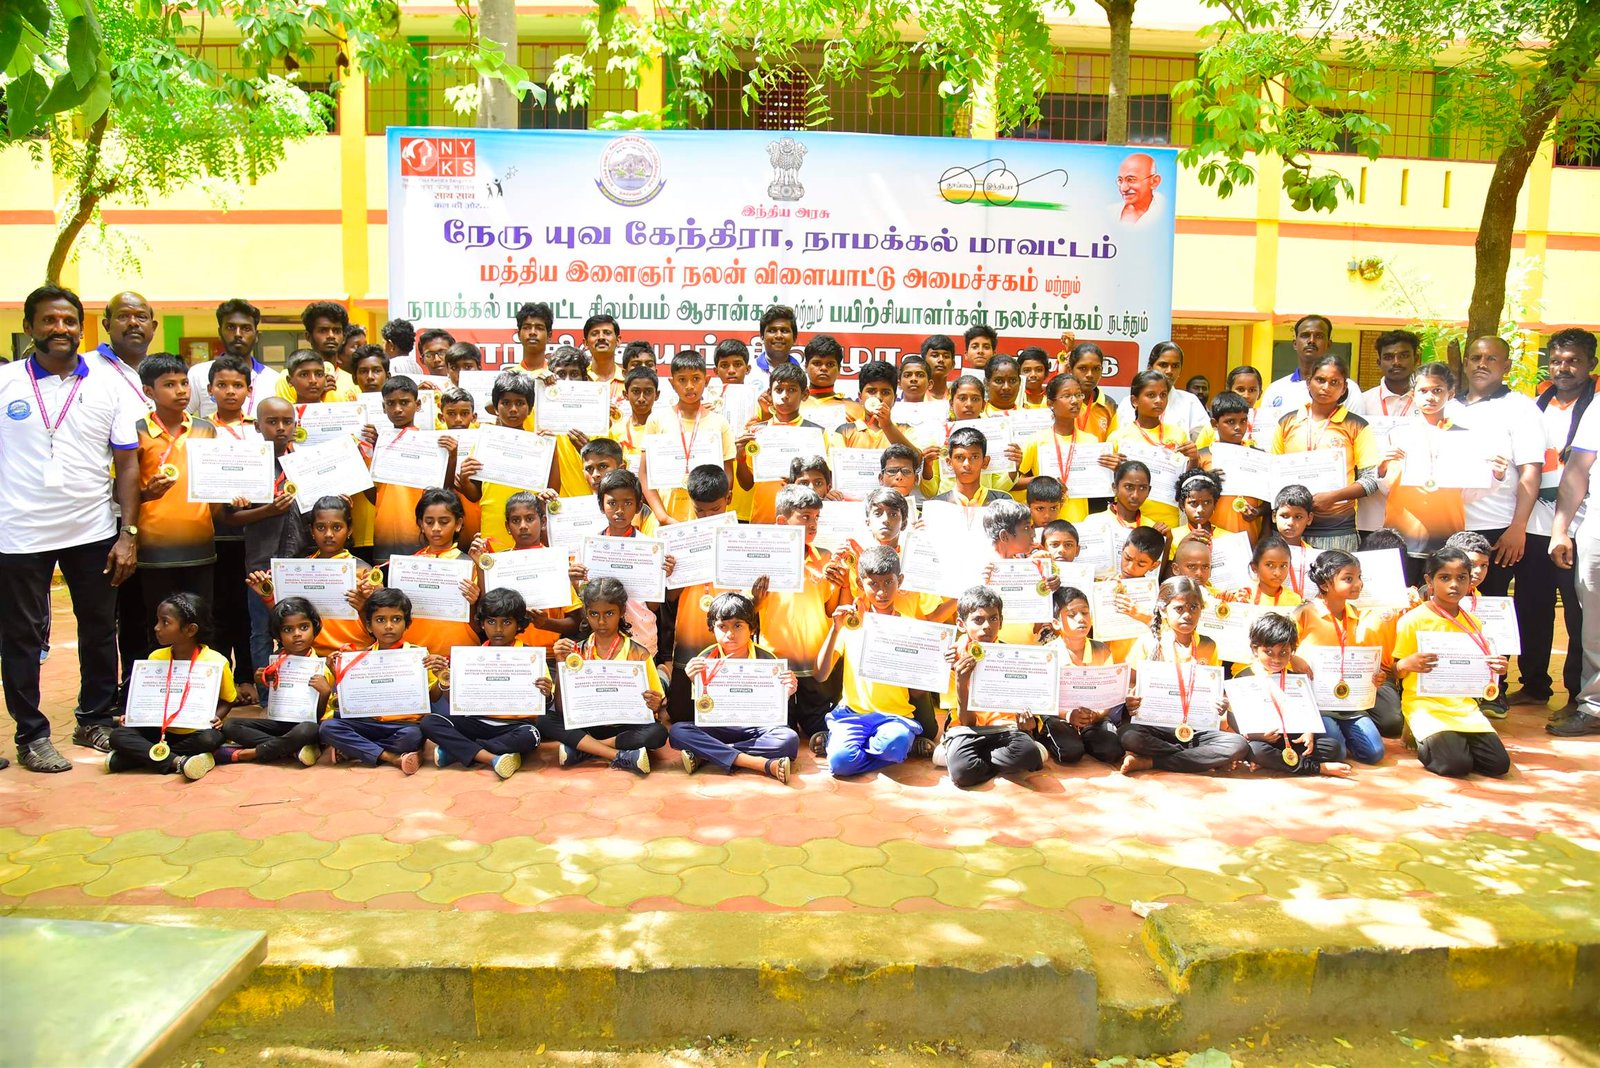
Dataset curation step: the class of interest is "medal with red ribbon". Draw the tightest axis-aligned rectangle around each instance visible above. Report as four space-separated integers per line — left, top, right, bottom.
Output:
1266 668 1301 767
149 648 202 761
1427 603 1497 701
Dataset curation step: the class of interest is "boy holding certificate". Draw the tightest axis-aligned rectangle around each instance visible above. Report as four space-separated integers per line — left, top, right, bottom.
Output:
454 370 551 551
737 363 827 524
831 360 919 455
549 347 608 498
640 352 735 524
671 593 800 782
468 490 581 650
663 465 736 723
108 593 231 781
316 588 442 775
1039 586 1124 766
945 587 1047 788
929 427 1010 508
205 354 257 703
366 376 460 565
1231 612 1351 777
419 588 544 779
1198 391 1266 535
220 597 325 767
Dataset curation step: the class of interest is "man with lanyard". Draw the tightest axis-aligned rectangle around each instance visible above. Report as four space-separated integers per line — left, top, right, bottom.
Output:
1357 329 1420 537
514 301 555 382
187 299 280 420
1450 336 1542 597
0 286 141 771
1512 329 1597 716
750 304 802 392
1260 314 1368 420
1547 381 1600 738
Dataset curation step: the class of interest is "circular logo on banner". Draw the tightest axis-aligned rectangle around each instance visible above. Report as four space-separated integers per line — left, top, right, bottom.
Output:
596 135 665 207
6 400 31 420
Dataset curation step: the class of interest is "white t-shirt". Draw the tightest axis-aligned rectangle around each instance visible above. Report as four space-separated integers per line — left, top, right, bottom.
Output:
389 355 426 378
1448 387 1544 530
0 355 140 554
1528 393 1587 538
1261 370 1367 422
186 356 283 419
1114 386 1209 442
1562 400 1600 541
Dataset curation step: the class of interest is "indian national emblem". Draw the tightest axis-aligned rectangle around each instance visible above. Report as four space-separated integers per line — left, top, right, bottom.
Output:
767 137 807 201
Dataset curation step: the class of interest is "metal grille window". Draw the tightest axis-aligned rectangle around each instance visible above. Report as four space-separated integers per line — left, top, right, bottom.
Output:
695 56 952 136
182 42 344 132
1003 53 1193 144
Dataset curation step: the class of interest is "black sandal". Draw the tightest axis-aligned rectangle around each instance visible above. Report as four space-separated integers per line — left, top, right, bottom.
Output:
808 731 828 757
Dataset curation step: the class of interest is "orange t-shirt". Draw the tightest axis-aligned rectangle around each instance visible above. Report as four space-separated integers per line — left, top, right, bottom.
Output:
136 413 218 567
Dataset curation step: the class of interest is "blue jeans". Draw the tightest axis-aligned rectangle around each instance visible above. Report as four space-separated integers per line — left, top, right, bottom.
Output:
318 719 423 766
824 706 922 777
1331 715 1385 764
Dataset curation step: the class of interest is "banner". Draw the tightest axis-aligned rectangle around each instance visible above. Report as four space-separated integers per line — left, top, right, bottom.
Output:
388 128 1177 385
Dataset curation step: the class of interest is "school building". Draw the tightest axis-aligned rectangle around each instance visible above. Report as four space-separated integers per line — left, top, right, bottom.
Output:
2 0 1596 392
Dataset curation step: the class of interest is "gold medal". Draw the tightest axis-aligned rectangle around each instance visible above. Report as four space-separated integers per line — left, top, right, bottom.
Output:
546 498 562 514
479 554 496 570
1035 579 1051 596
1231 497 1250 514
436 668 451 691
746 440 761 456
699 594 714 611
148 740 171 761
1282 745 1300 768
1423 479 1438 492
281 481 298 497
969 642 986 660
1333 679 1351 700
1483 683 1498 701
1215 601 1230 619
565 652 584 670
1174 723 1195 743
843 610 862 630
159 463 179 481
294 427 308 442
696 694 715 713
259 578 275 597
363 568 384 588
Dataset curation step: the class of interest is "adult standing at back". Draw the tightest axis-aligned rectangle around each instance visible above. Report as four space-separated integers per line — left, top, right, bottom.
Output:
1547 386 1600 738
1357 329 1420 536
0 286 141 771
1113 341 1210 441
1261 314 1367 420
187 299 280 420
1267 354 1381 552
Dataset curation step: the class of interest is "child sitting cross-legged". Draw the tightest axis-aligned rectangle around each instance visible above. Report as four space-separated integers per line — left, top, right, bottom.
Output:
945 586 1047 788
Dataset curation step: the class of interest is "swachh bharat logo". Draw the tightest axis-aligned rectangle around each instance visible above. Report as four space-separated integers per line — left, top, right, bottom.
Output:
596 135 665 206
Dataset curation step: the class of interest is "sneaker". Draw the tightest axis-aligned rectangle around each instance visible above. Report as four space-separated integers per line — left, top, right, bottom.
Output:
178 753 215 781
911 736 936 759
611 747 649 776
398 751 421 776
930 740 949 768
558 743 591 768
681 749 703 775
1546 711 1600 737
1506 688 1553 707
431 742 448 769
1479 700 1509 721
491 752 522 780
215 745 242 765
1033 739 1051 765
19 738 72 773
39 646 49 664
0 753 9 771
72 723 112 752
296 745 321 768
103 751 124 774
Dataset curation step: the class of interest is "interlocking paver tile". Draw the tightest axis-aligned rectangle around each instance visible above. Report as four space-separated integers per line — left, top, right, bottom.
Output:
1 854 110 897
759 865 852 907
163 856 271 897
925 865 1007 909
676 864 767 906
479 837 562 873
956 843 1045 877
502 863 598 907
1167 867 1265 903
587 864 680 906
398 834 491 872
247 857 352 900
241 831 338 869
1007 866 1104 909
84 828 187 865
164 830 259 865
843 866 938 908
800 839 887 876
722 838 807 876
879 840 954 877
1089 864 1185 905
416 860 515 904
80 854 188 898
9 828 109 862
319 834 413 870
641 837 723 875
333 861 431 902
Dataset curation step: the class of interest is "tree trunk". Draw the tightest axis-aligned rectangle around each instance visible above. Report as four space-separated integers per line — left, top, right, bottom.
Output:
45 111 115 285
1466 10 1600 338
1098 0 1135 145
478 0 518 130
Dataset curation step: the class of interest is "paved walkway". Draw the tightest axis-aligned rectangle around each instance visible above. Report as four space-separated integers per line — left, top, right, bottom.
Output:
3 591 1597 916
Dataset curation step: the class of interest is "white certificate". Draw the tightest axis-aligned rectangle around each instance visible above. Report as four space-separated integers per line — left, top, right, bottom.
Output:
1472 596 1520 655
1092 576 1158 642
545 494 607 558
1270 449 1347 497
1119 442 1186 507
334 647 431 718
1208 530 1254 591
813 500 871 556
1224 674 1324 735
1300 645 1382 712
271 556 360 621
296 401 367 447
856 613 956 691
1075 521 1118 580
469 423 555 490
415 374 454 393
536 379 611 435
480 547 575 611
1197 599 1278 665
987 559 1054 625
1363 413 1412 451
456 369 504 415
1132 661 1224 733
832 447 883 500
124 659 224 729
558 658 653 728
893 400 947 436
387 554 475 622
1395 424 1492 490
968 643 1060 716
1416 631 1496 698
1057 662 1130 713
657 512 737 590
370 428 449 491
901 528 961 599
693 658 789 728
1207 443 1273 502
358 390 437 430
1051 560 1096 600
941 416 1012 473
184 437 275 504
1006 407 1053 441
715 523 805 592
449 645 547 718
264 654 325 723
751 424 829 483
278 437 374 513
582 535 666 602
715 382 760 434
1313 547 1409 608
640 430 725 491
1050 440 1114 499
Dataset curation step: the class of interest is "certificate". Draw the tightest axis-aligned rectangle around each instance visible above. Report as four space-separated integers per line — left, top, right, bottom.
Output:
536 379 612 435
813 500 871 556
124 659 224 729
1363 413 1412 452
832 447 883 500
1092 576 1158 642
186 437 274 504
1057 663 1130 713
1197 599 1278 664
358 390 437 430
893 400 947 436
1053 440 1114 499
640 430 725 491
387 554 475 622
545 494 607 558
968 643 1060 716
1051 560 1096 600
1415 631 1495 698
278 437 374 513
370 428 449 491
987 559 1054 625
856 613 957 691
1300 645 1382 712
449 645 547 718
655 512 737 590
1270 449 1347 497
265 655 326 723
1006 407 1053 440
1075 522 1118 580
1396 427 1492 490
1472 597 1520 655
1119 442 1185 507
296 401 367 447
1132 661 1224 733
693 658 789 728
715 382 760 434
558 658 653 728
1319 547 1409 608
456 369 504 415
1224 674 1324 735
715 523 805 592
1208 530 1254 591
751 424 828 482
334 647 431 718
582 535 667 602
480 546 575 611
941 416 1012 473
469 423 555 489
1206 443 1273 502
271 556 360 621
901 529 958 599
415 374 454 393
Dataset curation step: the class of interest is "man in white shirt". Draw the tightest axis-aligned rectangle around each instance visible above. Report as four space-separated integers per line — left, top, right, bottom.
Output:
186 299 281 419
1112 340 1210 441
0 286 142 772
1548 370 1600 738
1260 314 1368 421
1357 329 1420 533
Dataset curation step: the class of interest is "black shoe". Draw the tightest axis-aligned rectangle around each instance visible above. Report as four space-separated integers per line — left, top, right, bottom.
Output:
72 723 112 752
1546 711 1600 737
19 738 72 773
0 753 9 770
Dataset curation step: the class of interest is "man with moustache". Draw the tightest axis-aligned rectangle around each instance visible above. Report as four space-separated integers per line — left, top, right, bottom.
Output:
275 301 360 401
95 291 157 414
1260 314 1368 419
187 299 281 419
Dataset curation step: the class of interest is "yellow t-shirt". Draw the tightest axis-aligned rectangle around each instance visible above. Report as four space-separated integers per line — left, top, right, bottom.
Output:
1392 603 1496 741
1107 421 1190 529
276 365 359 403
147 646 237 730
758 544 843 671
835 613 914 719
1019 428 1097 523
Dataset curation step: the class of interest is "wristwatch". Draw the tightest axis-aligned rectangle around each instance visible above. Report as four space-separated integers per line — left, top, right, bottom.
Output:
120 524 139 538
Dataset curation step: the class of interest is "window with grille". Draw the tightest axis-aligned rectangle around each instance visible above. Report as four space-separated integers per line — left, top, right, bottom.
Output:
1007 92 1171 144
519 86 587 130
